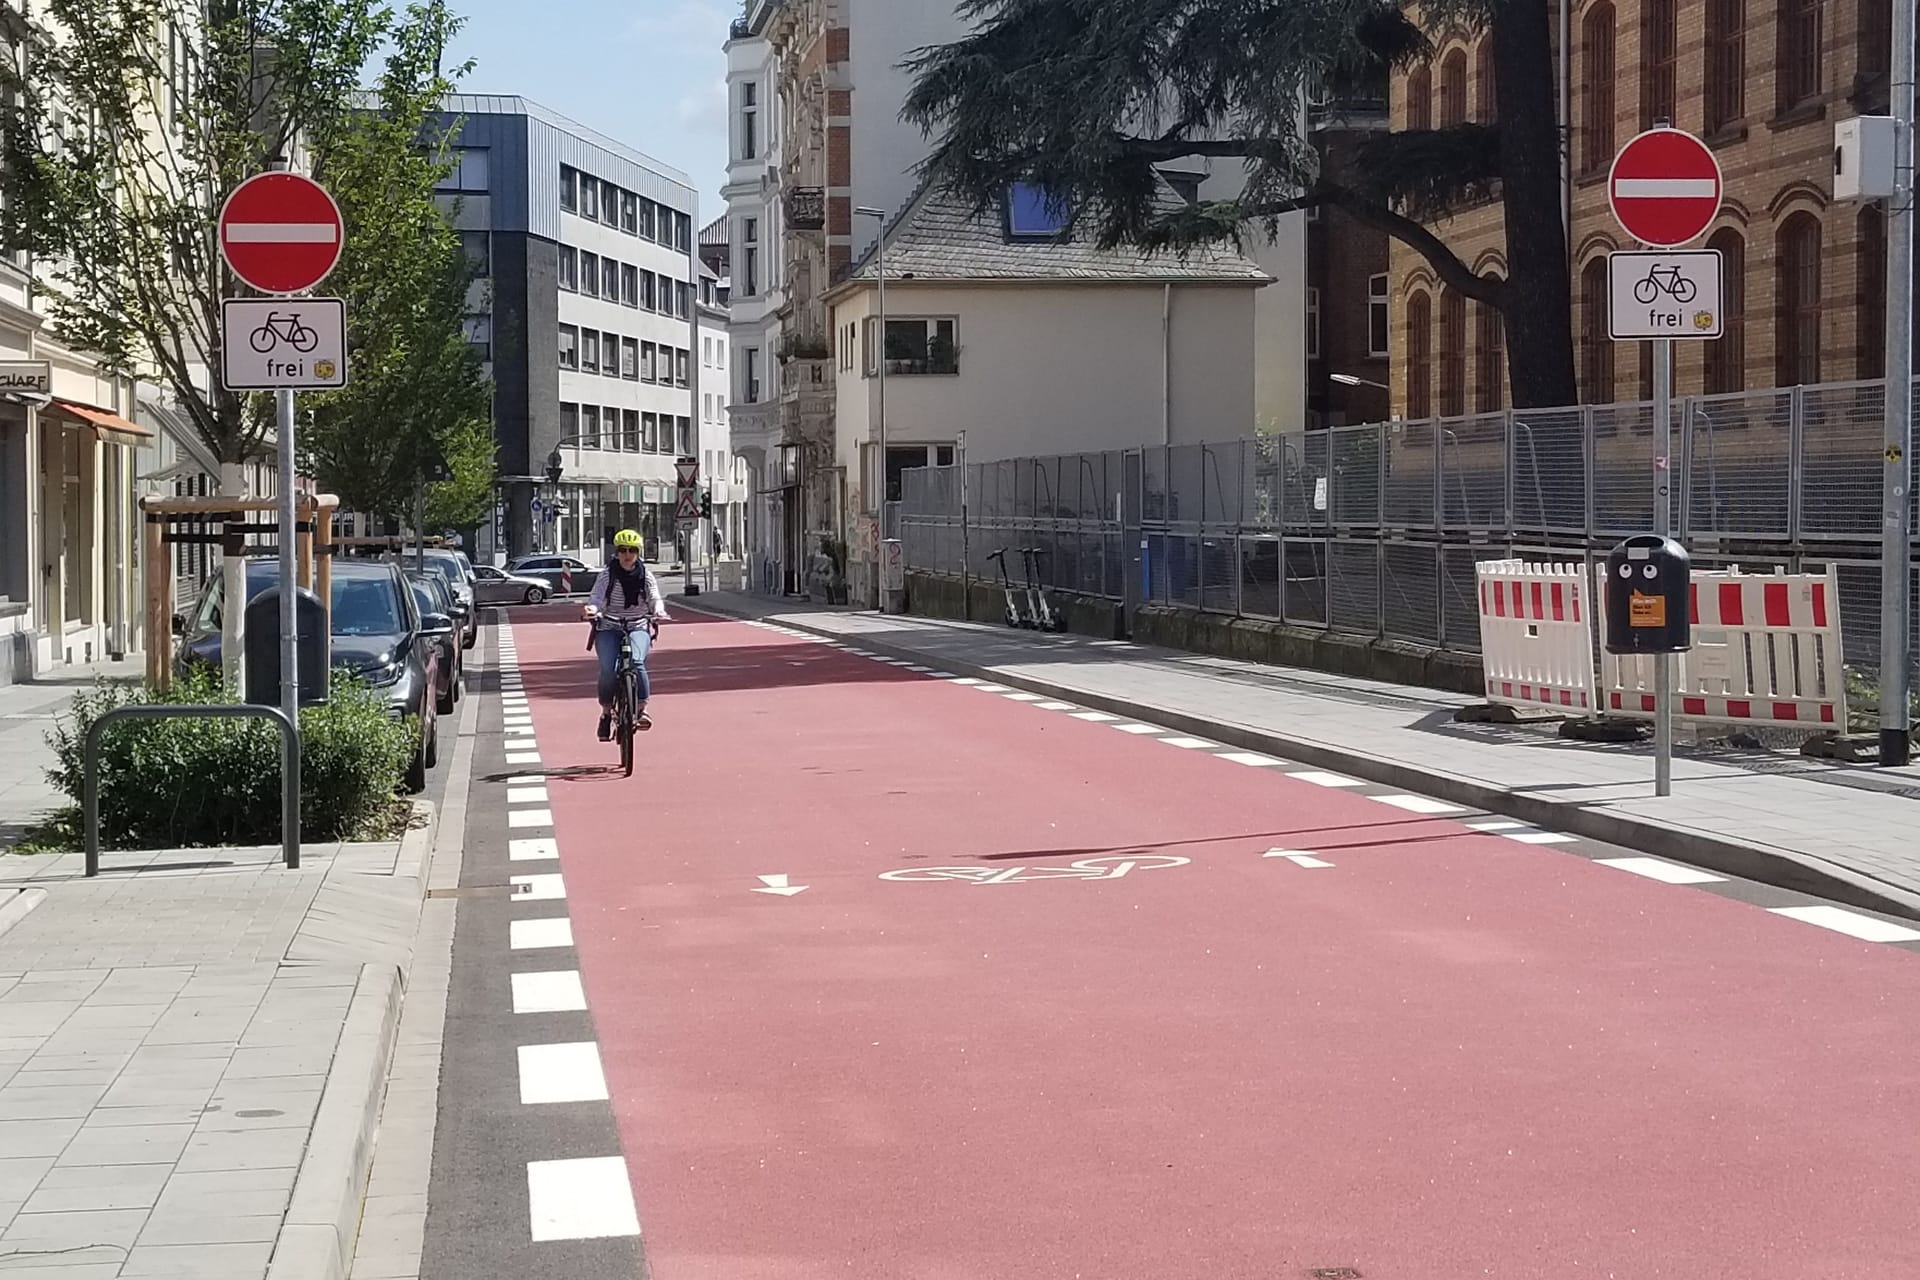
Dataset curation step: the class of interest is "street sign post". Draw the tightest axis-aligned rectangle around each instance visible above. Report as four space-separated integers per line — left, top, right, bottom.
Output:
1607 125 1723 798
219 298 347 390
1606 250 1723 340
218 173 344 295
674 456 699 527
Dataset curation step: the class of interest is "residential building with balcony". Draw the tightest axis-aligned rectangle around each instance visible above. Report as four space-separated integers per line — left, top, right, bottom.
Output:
827 182 1272 597
430 95 701 565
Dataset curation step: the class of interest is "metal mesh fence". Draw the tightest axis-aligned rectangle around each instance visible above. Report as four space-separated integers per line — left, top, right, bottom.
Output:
892 379 1920 676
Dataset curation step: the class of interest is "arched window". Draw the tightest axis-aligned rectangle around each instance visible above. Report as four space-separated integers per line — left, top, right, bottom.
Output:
1704 229 1747 393
1406 66 1432 132
1439 49 1468 127
1776 213 1823 386
1439 289 1467 416
1406 293 1433 418
1778 0 1822 110
1643 0 1677 125
1858 206 1887 380
1581 4 1616 173
1474 298 1505 411
1705 0 1745 133
1474 40 1497 121
1580 257 1614 403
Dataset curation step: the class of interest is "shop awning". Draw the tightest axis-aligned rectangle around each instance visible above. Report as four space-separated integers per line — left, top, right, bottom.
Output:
51 399 153 448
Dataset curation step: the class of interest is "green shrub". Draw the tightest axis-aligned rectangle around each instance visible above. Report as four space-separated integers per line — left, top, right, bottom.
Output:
44 668 413 849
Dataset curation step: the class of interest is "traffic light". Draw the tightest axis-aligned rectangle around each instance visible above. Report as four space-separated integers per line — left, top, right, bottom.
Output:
699 490 712 520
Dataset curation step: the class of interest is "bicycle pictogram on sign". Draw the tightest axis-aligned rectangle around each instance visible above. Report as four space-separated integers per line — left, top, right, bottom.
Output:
247 311 320 354
1632 263 1696 305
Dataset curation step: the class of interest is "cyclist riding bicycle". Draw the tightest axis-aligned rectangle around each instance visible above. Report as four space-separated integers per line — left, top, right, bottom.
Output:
582 529 667 740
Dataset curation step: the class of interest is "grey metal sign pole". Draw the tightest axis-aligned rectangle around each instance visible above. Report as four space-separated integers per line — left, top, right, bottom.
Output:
276 386 301 844
1882 0 1915 767
1652 336 1674 796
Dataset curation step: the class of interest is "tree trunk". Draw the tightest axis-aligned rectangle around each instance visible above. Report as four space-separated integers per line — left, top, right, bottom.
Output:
1492 0 1578 409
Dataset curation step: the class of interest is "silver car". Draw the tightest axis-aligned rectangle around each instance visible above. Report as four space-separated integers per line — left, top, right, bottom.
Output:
505 556 595 597
472 563 555 606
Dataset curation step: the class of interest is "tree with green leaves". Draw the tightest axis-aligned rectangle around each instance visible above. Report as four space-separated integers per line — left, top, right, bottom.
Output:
903 0 1577 409
302 3 496 532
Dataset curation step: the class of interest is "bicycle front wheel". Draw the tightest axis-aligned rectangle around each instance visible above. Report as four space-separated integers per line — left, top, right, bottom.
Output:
618 670 638 777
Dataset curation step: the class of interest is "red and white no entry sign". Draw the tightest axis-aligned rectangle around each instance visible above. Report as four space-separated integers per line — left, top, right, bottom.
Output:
1608 128 1723 248
218 172 344 295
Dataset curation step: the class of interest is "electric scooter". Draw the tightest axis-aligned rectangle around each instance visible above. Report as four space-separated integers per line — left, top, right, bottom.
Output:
986 547 1030 628
1019 546 1062 631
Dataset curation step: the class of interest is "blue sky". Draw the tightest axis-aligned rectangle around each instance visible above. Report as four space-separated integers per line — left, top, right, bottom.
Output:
444 0 733 218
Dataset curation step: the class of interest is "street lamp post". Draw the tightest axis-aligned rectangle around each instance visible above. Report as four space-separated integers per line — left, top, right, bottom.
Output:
856 206 888 610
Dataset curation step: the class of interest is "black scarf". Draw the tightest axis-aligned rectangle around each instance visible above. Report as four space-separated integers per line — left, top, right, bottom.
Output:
608 560 649 609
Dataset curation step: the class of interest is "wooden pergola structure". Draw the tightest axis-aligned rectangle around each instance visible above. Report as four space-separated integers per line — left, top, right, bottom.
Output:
140 493 340 689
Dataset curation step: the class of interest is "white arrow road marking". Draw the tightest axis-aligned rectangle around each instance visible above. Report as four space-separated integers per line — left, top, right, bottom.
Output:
1264 848 1334 868
752 874 809 897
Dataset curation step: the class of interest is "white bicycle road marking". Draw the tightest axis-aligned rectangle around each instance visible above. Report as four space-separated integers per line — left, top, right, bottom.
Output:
880 854 1190 884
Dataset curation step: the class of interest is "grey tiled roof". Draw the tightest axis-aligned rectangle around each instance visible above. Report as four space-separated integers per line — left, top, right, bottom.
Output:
845 183 1272 285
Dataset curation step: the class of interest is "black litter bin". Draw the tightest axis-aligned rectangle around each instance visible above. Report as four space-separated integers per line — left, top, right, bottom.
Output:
1604 535 1691 655
244 585 331 706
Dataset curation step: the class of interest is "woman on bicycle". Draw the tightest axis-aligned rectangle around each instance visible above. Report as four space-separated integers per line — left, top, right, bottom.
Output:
582 529 668 740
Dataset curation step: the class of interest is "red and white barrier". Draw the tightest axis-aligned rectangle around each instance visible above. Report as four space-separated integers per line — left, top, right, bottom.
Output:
1474 560 1598 713
1598 565 1848 730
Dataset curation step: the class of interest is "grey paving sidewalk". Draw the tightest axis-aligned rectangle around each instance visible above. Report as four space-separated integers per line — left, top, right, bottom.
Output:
0 811 434 1279
0 658 144 854
690 591 1920 916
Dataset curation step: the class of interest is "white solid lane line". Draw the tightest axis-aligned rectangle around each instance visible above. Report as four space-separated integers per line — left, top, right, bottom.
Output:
518 1042 610 1105
507 785 549 805
527 1157 641 1242
1767 905 1920 943
1287 771 1363 788
1217 751 1282 767
511 970 586 1014
1596 856 1728 885
509 837 560 862
1372 794 1466 815
508 807 554 828
511 873 566 901
510 917 573 950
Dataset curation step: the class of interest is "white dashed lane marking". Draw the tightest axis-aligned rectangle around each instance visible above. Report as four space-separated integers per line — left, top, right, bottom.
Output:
527 1158 641 1243
1597 856 1728 885
511 969 586 1015
518 1042 610 1105
510 918 574 950
1768 906 1920 943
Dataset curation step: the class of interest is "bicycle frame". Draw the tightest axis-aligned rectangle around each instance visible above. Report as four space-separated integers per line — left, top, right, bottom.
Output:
587 615 655 776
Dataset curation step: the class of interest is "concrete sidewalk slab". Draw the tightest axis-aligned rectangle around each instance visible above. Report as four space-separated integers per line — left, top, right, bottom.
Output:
687 592 1920 921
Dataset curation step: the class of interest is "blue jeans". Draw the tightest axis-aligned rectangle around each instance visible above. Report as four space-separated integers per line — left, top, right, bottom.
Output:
595 624 652 710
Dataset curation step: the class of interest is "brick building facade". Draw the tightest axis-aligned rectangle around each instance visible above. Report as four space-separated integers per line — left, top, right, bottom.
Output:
1307 109 1393 428
1388 0 1904 417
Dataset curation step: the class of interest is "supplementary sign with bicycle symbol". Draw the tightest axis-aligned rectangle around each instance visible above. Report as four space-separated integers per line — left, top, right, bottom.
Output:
1607 251 1722 340
879 855 1190 885
221 297 346 389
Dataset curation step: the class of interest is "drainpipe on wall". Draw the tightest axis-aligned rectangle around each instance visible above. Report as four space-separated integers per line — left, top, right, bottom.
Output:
1560 0 1572 250
1161 283 1172 445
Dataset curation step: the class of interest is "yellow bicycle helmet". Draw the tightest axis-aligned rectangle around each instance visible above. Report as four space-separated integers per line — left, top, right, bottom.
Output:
612 529 643 551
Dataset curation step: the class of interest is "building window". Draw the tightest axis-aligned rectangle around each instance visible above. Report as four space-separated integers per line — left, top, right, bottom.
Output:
676 348 690 387
604 330 622 378
677 213 693 252
559 402 577 438
1438 49 1467 127
866 317 960 375
1406 66 1432 131
623 408 640 451
621 263 638 307
1859 206 1887 379
1643 0 1677 125
742 217 759 295
1006 183 1072 238
677 416 691 454
740 81 759 160
676 281 690 318
643 412 659 452
1474 300 1504 411
558 247 577 292
745 347 762 402
1406 293 1432 418
1778 0 1822 110
1474 40 1497 121
1704 229 1747 393
582 330 600 375
622 192 638 235
1306 288 1321 361
1580 257 1614 402
642 199 657 242
1438 289 1466 416
601 181 619 227
1705 0 1745 133
580 251 599 298
1368 274 1390 357
638 270 654 311
560 166 577 212
463 316 491 362
436 147 489 193
580 175 598 220
559 324 578 370
460 231 490 278
1776 212 1823 386
602 257 619 300
581 405 600 449
1581 5 1615 174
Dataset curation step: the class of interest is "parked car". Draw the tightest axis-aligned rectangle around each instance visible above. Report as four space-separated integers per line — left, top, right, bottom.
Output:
408 572 464 714
174 560 445 793
471 563 553 606
398 549 478 650
506 555 594 597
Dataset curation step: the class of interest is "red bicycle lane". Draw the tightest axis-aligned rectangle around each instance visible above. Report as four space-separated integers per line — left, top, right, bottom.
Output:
507 606 1920 1280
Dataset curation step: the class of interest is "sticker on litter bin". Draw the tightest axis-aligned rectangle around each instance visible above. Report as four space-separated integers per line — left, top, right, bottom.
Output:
1629 592 1667 627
